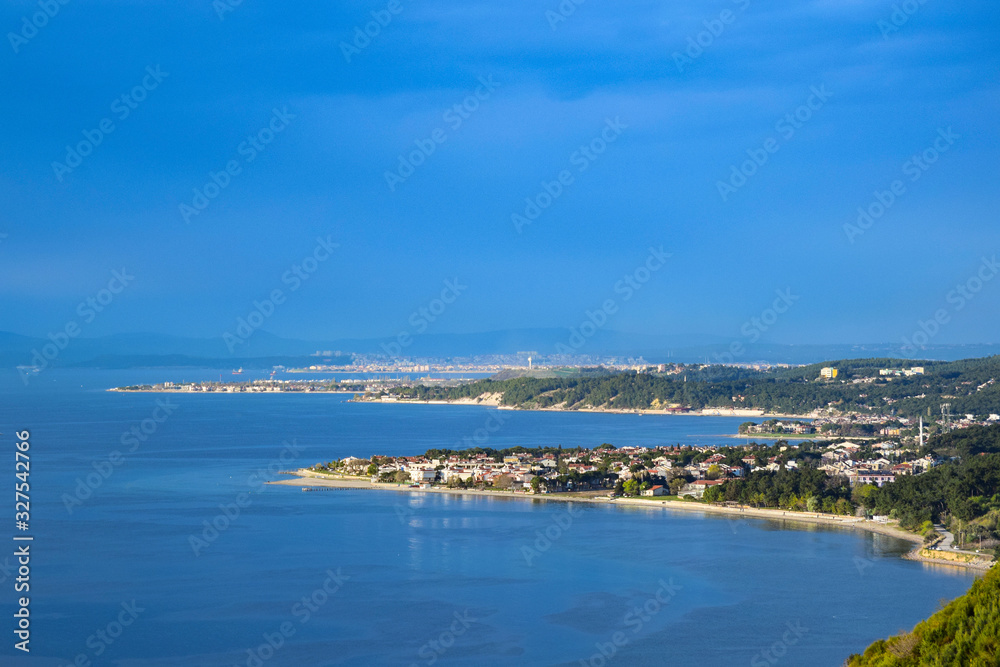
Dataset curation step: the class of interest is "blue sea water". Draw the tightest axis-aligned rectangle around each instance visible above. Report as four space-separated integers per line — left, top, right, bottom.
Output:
0 369 976 666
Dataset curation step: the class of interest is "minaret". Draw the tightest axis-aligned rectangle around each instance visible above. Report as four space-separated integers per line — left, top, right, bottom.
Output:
919 417 924 448
528 356 532 370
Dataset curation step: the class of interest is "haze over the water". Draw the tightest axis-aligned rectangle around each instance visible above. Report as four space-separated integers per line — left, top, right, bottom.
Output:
2 1 999 348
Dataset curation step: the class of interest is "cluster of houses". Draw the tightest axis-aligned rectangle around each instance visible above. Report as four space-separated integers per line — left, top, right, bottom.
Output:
322 434 943 499
740 420 816 435
811 411 1000 437
329 445 742 497
878 367 925 377
818 441 937 487
122 380 342 393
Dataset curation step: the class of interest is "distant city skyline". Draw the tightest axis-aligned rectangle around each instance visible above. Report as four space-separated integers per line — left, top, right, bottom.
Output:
2 1 999 347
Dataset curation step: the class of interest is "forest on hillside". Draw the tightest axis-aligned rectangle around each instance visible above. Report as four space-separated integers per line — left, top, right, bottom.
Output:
390 356 1000 418
846 562 1000 666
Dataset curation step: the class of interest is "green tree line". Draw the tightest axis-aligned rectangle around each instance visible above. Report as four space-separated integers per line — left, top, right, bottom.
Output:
396 356 1000 418
845 562 1000 666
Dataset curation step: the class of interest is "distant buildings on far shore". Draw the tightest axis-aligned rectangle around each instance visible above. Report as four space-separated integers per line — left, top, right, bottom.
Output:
819 366 925 380
880 367 925 377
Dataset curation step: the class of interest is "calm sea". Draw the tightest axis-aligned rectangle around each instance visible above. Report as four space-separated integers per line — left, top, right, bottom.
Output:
0 369 975 666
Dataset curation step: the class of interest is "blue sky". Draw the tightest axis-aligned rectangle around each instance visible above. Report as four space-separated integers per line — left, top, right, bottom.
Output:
1 0 998 346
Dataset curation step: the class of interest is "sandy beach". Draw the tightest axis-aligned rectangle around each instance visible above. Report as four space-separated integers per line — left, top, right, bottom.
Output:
352 397 818 421
108 385 818 421
271 470 993 571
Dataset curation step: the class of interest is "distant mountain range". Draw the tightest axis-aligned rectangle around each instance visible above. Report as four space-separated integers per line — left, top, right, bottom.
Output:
1 329 997 368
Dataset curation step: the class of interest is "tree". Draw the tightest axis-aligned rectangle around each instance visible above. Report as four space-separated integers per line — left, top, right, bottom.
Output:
706 464 721 480
623 479 640 496
530 476 543 493
366 462 377 476
394 470 410 484
851 483 877 509
669 477 686 496
846 560 1000 666
495 474 514 490
413 357 1000 420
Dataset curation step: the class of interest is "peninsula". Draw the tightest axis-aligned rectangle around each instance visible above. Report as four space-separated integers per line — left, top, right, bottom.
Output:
350 356 1000 422
111 356 1000 431
276 423 1000 571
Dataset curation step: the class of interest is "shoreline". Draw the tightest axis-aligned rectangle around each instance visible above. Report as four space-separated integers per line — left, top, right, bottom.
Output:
105 387 817 420
350 398 818 421
107 388 358 394
271 470 992 572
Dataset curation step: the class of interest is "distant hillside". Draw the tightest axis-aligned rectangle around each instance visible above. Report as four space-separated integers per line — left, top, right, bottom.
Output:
394 356 1000 418
489 367 615 381
845 563 1000 666
0 331 352 369
65 354 353 370
3 329 1000 367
